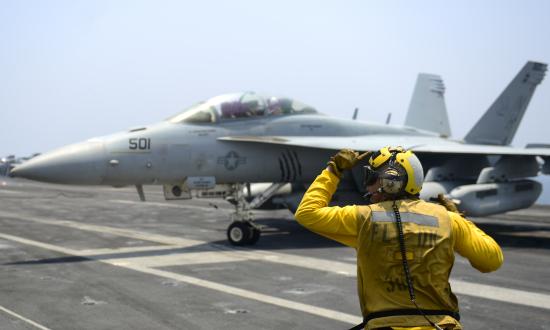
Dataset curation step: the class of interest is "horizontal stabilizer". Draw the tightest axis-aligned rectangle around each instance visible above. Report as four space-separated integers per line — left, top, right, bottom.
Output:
526 143 550 149
465 61 547 145
527 144 550 175
405 74 451 137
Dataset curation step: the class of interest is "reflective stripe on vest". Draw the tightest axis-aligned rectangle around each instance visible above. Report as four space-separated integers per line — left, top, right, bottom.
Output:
372 211 439 227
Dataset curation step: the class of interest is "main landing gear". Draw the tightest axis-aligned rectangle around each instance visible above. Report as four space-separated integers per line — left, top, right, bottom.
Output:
226 183 286 246
227 219 261 246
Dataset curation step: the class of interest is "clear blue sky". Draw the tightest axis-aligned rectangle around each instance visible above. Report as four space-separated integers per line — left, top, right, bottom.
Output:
1 0 549 202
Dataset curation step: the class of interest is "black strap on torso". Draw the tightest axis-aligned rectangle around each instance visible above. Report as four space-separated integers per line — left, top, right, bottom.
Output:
365 309 460 323
348 309 460 330
348 321 367 330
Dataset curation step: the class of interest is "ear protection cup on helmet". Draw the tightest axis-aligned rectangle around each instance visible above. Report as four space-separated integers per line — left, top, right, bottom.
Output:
395 150 423 195
363 146 423 196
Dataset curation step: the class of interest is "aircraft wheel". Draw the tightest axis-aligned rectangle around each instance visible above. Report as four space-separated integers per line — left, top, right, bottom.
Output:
227 221 251 246
247 223 261 245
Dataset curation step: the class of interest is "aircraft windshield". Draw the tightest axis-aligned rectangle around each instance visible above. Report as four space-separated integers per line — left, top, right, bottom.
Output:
167 92 317 124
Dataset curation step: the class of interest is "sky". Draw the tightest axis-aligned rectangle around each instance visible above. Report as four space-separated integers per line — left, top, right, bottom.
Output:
1 0 549 203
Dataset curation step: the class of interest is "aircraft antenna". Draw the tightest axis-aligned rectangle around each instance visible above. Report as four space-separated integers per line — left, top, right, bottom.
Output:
386 113 392 125
352 108 359 120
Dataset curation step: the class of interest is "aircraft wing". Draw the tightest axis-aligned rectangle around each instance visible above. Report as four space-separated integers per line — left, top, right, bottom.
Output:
218 135 550 157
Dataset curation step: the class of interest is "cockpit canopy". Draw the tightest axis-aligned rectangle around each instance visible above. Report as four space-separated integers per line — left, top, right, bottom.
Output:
167 92 318 124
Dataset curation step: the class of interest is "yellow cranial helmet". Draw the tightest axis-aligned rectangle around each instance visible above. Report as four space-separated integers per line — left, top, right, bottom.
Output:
364 146 424 195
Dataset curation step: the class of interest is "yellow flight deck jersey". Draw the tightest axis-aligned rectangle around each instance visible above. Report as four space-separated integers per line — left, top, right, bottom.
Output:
295 169 504 330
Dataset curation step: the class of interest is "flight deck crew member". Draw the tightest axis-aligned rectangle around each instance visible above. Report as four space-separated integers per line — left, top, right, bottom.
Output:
295 147 503 330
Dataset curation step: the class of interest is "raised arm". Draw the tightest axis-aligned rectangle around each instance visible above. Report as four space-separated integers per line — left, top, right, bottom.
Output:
451 212 504 273
294 168 360 247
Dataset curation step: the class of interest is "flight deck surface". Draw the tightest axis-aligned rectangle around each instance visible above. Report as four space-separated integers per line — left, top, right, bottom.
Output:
0 178 549 329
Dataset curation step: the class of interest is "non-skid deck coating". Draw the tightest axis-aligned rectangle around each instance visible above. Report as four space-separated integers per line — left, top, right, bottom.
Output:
0 177 549 329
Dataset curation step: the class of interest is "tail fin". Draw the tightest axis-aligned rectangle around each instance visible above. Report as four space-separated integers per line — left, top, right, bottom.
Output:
464 61 547 145
405 74 451 137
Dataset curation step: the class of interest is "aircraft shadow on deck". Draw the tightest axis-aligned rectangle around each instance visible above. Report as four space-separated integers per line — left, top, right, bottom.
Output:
4 220 341 266
475 222 550 250
247 217 550 250
6 216 550 267
210 217 345 250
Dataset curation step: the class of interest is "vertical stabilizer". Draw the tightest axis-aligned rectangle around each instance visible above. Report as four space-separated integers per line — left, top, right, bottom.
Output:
405 74 451 137
464 61 547 145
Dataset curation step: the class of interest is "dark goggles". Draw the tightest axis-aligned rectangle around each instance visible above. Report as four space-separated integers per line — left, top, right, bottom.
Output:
363 165 379 187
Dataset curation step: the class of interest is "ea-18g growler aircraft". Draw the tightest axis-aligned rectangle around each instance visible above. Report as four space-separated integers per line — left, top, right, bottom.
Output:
12 61 550 245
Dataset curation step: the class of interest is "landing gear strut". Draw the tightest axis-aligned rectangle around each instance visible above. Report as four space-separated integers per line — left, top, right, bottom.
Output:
225 182 286 246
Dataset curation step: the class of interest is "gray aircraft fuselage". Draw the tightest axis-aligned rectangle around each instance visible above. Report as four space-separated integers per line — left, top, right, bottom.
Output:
14 113 434 187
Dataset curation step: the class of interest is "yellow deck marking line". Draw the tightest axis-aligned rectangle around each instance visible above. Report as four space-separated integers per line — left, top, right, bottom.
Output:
0 304 53 330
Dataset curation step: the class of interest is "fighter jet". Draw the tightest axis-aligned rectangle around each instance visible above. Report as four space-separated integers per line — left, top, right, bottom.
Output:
11 61 550 245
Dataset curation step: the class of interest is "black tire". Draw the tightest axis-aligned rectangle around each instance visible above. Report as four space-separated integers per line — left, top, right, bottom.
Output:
227 221 251 246
246 223 261 245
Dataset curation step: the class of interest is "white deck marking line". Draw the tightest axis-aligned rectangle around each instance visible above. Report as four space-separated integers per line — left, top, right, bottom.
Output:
121 263 363 325
104 250 247 267
0 190 23 194
0 211 203 247
110 199 221 211
2 212 550 310
0 233 77 255
450 279 550 310
78 245 186 256
0 232 362 325
0 211 356 272
0 304 53 330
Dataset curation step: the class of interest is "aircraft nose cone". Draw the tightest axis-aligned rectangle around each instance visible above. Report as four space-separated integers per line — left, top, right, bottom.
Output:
11 141 106 184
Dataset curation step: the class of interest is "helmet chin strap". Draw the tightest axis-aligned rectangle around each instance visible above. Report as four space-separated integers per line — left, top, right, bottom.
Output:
362 192 374 203
363 187 385 204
